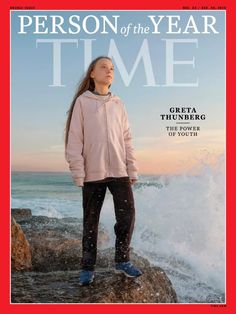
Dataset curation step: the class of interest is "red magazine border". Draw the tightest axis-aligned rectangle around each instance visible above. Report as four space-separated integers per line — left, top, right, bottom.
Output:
1 1 235 313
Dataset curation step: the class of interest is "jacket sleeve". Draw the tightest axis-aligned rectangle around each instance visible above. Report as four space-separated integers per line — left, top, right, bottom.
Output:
122 104 139 180
65 97 85 187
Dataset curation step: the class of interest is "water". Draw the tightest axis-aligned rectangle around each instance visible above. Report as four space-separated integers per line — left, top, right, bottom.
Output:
11 157 225 303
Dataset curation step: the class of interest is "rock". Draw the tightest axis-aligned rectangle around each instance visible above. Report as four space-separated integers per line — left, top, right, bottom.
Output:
11 217 32 271
11 209 178 303
11 265 177 303
11 214 110 272
11 208 32 221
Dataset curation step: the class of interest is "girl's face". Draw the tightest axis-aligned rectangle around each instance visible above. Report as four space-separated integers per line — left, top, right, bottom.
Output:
90 58 114 87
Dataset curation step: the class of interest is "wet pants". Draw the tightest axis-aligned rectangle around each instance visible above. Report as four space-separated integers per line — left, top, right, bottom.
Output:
81 177 135 270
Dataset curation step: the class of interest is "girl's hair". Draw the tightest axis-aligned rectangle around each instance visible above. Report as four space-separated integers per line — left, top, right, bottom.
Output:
64 56 112 149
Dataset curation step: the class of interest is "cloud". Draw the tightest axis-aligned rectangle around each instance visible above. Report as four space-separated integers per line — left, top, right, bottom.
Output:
42 145 65 153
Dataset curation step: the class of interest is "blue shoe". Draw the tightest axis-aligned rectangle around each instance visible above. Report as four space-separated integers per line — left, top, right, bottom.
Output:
79 269 95 286
115 261 142 278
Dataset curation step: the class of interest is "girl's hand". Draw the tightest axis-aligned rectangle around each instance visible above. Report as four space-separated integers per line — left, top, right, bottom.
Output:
129 178 138 185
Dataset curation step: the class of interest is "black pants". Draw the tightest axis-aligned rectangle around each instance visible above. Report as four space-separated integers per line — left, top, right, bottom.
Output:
81 177 135 271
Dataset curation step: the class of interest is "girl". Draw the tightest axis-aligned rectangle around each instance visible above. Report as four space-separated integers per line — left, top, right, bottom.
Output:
65 56 142 286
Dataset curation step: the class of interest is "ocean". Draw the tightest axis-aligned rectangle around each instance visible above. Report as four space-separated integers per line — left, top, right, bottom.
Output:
11 160 225 303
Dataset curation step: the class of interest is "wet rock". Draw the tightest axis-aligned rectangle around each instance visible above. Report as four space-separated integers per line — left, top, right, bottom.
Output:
11 217 32 271
11 209 178 303
12 213 109 272
11 265 177 303
11 208 32 221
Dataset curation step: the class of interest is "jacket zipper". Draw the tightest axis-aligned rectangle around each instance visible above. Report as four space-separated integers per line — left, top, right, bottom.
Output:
104 101 111 175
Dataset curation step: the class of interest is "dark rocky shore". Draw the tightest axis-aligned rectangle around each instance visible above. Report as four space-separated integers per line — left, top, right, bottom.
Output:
11 208 178 303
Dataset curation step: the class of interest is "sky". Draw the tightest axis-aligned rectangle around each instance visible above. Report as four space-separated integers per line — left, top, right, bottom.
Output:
10 10 225 174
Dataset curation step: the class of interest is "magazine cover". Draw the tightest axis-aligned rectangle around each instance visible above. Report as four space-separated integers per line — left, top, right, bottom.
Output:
1 0 235 313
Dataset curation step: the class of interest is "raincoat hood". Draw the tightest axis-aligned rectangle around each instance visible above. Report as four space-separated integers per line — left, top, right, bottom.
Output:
83 90 121 112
